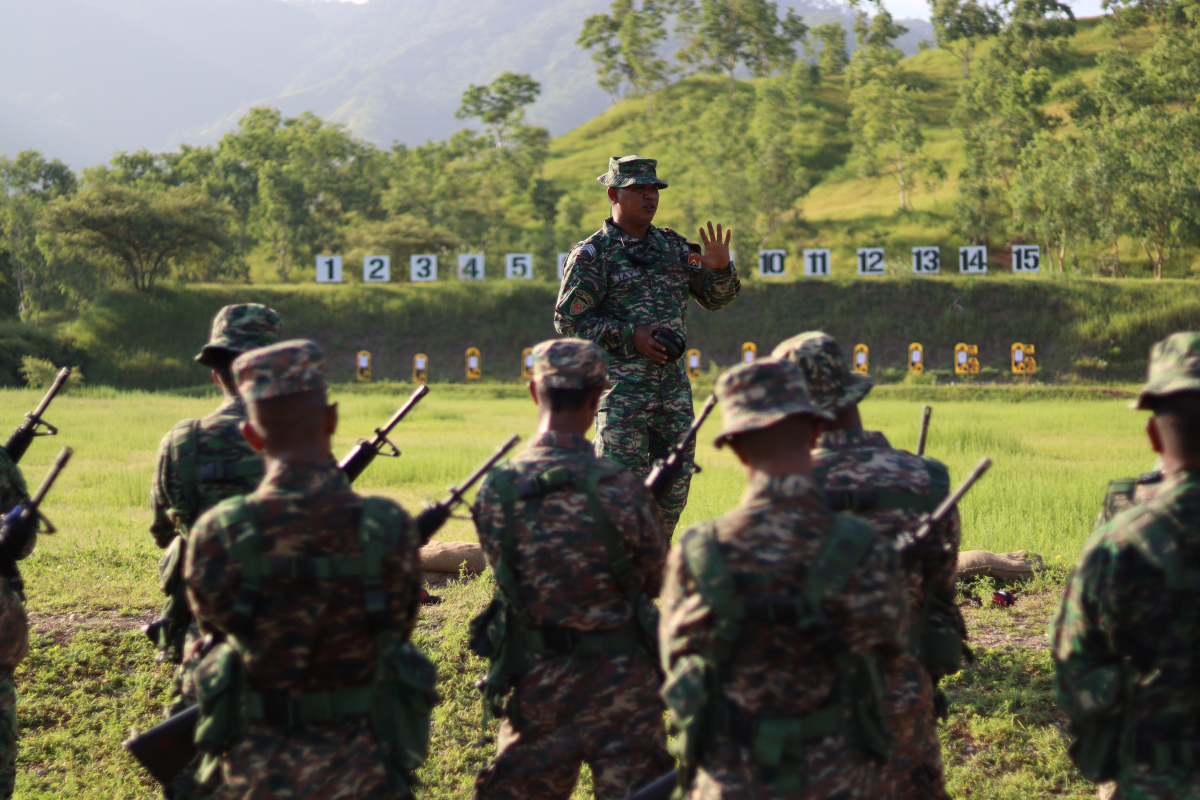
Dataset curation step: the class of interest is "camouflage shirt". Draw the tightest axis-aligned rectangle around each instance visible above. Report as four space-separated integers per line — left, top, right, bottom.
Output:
1093 466 1163 531
0 450 29 670
472 430 665 631
186 460 421 693
150 395 261 548
661 473 904 716
554 218 740 386
1054 470 1200 743
812 429 960 703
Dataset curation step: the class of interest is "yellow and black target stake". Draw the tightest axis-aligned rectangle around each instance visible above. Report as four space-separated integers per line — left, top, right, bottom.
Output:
356 350 371 382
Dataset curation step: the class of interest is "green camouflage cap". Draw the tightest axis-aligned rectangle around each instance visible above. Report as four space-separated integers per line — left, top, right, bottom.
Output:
597 155 668 189
233 339 326 402
772 331 875 415
532 338 609 390
196 303 283 366
1135 331 1200 409
713 358 833 448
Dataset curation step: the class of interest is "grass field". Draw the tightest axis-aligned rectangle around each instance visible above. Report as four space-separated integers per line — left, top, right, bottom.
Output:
5 384 1153 797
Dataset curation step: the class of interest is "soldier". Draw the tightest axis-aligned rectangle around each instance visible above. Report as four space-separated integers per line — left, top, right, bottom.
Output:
659 358 905 799
1092 460 1162 530
148 303 280 799
1054 332 1200 800
470 338 672 800
185 339 431 798
554 155 740 535
773 331 965 800
0 453 28 799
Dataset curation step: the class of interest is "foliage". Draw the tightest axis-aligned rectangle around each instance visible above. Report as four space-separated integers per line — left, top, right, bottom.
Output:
811 22 850 80
929 0 1002 77
578 0 681 111
18 355 83 391
674 0 809 94
456 72 543 148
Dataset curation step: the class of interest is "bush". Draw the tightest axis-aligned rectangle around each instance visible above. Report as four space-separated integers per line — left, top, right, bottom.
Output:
19 356 84 390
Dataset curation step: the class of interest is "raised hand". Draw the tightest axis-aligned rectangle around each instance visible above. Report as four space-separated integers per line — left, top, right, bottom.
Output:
698 221 732 270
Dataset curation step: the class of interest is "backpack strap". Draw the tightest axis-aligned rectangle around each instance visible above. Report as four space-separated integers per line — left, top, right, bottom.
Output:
804 515 878 613
680 522 745 662
581 462 640 602
489 467 530 621
921 457 951 504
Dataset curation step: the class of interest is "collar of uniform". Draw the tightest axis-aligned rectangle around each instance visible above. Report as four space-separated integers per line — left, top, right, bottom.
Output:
742 472 822 505
529 430 594 454
603 216 660 246
1162 468 1200 493
217 394 247 418
816 428 890 451
258 459 343 495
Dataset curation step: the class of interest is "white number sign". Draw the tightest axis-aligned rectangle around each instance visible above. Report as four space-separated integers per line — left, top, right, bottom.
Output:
758 249 786 277
468 355 479 370
911 349 922 365
912 247 940 275
525 352 534 370
1012 245 1040 273
316 256 343 283
856 248 885 276
415 355 427 370
458 254 485 281
557 253 569 281
362 255 390 283
959 246 987 274
410 254 437 282
803 249 831 277
358 353 369 369
688 352 701 370
506 253 533 280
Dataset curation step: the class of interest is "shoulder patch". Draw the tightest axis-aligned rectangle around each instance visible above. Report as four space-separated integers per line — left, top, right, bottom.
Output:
568 289 595 316
575 242 597 261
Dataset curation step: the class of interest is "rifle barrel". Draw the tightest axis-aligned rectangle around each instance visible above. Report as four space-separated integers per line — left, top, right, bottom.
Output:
28 447 72 508
380 384 429 433
443 434 520 507
917 404 932 456
31 368 71 421
929 456 991 525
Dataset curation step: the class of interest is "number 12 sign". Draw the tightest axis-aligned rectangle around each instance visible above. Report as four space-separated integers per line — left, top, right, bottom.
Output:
959 246 987 274
410 255 437 282
856 248 885 276
316 256 343 283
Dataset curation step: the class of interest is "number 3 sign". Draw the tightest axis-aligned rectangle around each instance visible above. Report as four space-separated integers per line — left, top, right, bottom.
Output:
410 255 437 282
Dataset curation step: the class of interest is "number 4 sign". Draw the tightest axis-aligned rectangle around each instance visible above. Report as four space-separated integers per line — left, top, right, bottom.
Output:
506 253 533 280
458 254 484 281
316 256 343 283
1012 245 1040 273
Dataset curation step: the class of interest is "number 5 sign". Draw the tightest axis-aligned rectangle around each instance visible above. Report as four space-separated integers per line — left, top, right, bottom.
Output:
410 255 437 282
506 253 533 280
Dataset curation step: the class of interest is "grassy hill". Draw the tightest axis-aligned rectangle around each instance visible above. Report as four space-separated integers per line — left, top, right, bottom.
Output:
50 276 1200 390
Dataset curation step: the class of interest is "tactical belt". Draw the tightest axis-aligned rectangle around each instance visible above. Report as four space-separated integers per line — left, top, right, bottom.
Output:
247 685 374 727
528 619 643 658
727 700 852 760
1134 735 1200 771
196 459 265 483
823 489 937 513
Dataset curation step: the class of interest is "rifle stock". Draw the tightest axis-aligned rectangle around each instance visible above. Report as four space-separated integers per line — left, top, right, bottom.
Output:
123 705 199 786
645 394 717 502
338 385 429 482
4 367 70 464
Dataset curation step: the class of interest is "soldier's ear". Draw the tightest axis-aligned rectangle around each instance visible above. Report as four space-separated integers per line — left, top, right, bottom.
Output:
607 186 619 205
529 380 540 406
1147 416 1165 455
241 419 266 452
324 402 339 437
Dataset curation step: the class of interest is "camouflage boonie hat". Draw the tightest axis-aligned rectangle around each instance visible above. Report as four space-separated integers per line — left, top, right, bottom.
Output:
713 358 833 448
1135 331 1200 409
532 338 609 390
772 331 875 415
597 155 668 189
196 303 283 366
233 339 326 402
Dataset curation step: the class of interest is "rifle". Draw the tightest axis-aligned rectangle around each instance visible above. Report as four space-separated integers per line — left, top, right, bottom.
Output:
0 447 73 568
645 395 717 503
338 385 429 482
123 705 199 787
916 404 932 457
416 434 521 543
629 457 992 800
4 367 70 464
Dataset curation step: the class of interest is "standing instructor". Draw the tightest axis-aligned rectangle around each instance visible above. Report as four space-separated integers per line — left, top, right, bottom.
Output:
554 156 740 535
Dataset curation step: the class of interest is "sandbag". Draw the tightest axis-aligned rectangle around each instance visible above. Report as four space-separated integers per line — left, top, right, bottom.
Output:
956 550 1044 581
419 541 487 575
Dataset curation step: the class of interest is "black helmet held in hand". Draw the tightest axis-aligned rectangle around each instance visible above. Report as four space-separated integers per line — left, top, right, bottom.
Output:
651 328 686 362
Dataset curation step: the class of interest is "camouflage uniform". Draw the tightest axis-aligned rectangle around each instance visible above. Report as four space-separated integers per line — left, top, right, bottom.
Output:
1093 462 1163 530
774 332 962 800
660 358 905 800
554 156 740 534
185 340 425 799
471 339 672 800
0 453 28 800
149 304 281 799
1054 332 1200 800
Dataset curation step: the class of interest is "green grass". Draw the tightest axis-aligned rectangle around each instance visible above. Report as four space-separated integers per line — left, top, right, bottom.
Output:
6 386 1151 797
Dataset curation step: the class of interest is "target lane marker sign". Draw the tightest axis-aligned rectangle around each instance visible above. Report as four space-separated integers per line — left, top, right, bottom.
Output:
410 255 437 282
506 253 533 280
912 247 940 275
959 246 987 274
356 351 371 382
856 248 885 276
909 343 924 374
802 249 831 277
758 250 786 277
1012 245 1040 273
557 253 569 281
413 353 429 385
458 254 484 281
363 255 390 283
316 256 343 283
853 344 869 375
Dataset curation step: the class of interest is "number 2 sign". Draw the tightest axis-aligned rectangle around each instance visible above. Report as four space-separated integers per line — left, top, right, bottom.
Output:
410 255 437 282
316 256 343 283
506 253 533 280
363 255 390 283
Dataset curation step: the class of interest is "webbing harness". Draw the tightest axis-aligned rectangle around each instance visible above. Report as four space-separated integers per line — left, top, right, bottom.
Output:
171 419 265 531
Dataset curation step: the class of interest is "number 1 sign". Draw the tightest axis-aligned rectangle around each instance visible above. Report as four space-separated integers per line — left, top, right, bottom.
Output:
410 255 437 282
316 256 343 283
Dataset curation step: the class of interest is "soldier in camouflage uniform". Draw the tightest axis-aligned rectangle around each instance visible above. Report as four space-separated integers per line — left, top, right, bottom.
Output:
554 156 740 535
659 358 905 800
0 454 28 799
185 340 429 799
1054 332 1200 800
773 332 964 800
470 338 672 800
1093 460 1163 530
148 303 281 798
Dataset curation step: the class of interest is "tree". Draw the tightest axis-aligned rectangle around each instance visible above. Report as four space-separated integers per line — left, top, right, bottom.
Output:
676 0 808 94
923 159 947 208
1145 0 1200 110
456 73 542 148
995 0 1075 67
929 0 1002 78
811 23 850 80
849 73 927 211
578 0 678 112
530 178 566 257
42 184 231 292
846 2 909 86
0 151 76 318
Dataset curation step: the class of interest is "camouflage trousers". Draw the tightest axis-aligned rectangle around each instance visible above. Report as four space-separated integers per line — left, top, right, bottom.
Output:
0 670 15 799
1107 764 1200 799
595 370 695 536
878 657 948 800
687 732 883 800
475 650 671 800
164 623 214 800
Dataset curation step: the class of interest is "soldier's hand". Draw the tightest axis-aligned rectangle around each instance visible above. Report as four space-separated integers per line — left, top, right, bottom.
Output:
634 325 670 365
698 221 732 270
